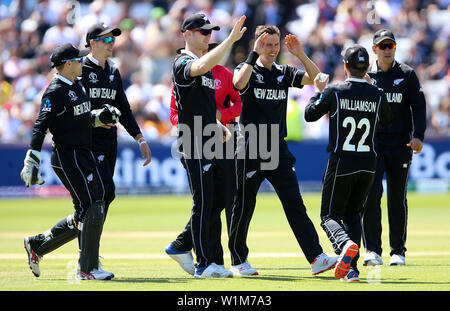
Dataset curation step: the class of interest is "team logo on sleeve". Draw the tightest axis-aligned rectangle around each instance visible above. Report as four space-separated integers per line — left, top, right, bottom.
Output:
68 90 78 101
89 72 99 83
42 98 52 112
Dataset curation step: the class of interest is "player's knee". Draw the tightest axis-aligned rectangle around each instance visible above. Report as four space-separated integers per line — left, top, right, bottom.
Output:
85 200 105 222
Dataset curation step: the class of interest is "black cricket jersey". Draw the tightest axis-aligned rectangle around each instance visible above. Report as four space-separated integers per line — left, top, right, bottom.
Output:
81 55 141 143
236 60 305 139
305 78 392 158
172 50 217 151
30 74 92 151
368 60 426 145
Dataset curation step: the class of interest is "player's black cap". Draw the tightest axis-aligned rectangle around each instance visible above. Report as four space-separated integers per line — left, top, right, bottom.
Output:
342 44 370 70
85 22 122 47
373 28 396 45
181 13 220 33
50 43 89 68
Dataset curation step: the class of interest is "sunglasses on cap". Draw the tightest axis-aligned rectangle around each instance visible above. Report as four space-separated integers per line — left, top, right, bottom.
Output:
92 36 116 44
192 28 212 36
377 43 396 50
62 57 83 63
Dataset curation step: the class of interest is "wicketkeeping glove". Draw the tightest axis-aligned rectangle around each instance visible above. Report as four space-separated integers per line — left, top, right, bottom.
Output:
20 150 45 187
91 104 121 127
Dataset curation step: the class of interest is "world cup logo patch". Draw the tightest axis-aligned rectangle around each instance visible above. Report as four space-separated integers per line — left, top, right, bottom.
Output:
68 90 78 101
89 72 98 83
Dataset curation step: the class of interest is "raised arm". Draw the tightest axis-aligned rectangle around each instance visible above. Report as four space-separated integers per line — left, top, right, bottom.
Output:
190 16 247 77
285 34 320 86
233 32 269 90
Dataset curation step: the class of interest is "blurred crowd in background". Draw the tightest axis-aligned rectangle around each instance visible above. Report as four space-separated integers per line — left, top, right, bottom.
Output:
0 0 449 146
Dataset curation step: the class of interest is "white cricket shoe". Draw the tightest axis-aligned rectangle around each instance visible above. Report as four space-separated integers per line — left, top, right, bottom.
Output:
389 254 405 266
24 237 41 277
363 251 383 266
76 268 114 280
230 260 259 276
311 253 337 275
98 257 115 279
165 243 195 275
194 263 233 278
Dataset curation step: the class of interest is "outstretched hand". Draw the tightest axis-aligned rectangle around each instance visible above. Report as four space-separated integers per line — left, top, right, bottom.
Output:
228 15 247 43
285 34 304 57
254 32 269 55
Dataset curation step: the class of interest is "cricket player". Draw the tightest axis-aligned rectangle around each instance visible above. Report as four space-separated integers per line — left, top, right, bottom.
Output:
172 12 245 278
22 43 119 280
305 45 392 281
229 25 337 277
23 23 151 278
362 29 427 266
165 44 242 275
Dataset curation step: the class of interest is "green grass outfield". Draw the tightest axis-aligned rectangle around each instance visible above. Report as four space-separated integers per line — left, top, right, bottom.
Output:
0 192 449 292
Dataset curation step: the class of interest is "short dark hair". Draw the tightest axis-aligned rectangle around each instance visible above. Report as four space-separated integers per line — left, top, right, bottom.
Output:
346 65 368 78
255 25 280 39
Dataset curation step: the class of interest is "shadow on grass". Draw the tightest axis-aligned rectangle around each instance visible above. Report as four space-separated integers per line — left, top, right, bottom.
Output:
110 277 193 284
106 274 338 284
258 267 310 271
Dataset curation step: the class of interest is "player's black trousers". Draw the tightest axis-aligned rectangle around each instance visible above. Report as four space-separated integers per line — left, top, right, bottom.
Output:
173 138 236 267
320 155 375 270
228 139 323 266
51 146 105 222
363 144 412 257
29 146 105 266
179 156 232 268
91 137 117 216
173 157 234 265
30 140 116 257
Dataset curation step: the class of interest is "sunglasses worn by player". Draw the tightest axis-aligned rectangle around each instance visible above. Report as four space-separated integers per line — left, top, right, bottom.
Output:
92 36 116 44
62 57 83 63
192 28 212 36
377 43 396 50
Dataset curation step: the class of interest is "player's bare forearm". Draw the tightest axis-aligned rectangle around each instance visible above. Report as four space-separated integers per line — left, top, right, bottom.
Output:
190 38 235 77
233 64 253 90
297 53 320 86
190 16 246 77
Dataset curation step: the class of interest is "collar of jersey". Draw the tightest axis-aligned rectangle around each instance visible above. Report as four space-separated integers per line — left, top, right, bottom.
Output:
255 59 281 71
371 60 397 72
179 49 200 60
345 77 368 83
87 54 100 66
86 54 115 69
55 73 73 86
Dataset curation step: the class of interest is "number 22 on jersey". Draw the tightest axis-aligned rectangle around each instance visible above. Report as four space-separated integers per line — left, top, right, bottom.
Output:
342 116 370 152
